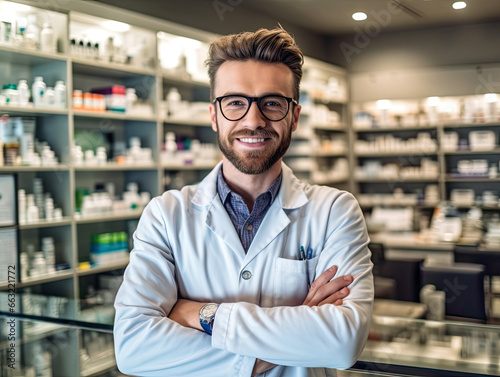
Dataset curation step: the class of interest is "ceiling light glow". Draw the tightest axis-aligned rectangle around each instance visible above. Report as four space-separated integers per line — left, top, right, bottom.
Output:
376 99 392 109
352 12 367 21
102 20 130 32
452 2 467 10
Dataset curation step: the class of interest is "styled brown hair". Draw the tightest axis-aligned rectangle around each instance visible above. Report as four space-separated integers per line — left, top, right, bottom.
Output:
205 27 304 101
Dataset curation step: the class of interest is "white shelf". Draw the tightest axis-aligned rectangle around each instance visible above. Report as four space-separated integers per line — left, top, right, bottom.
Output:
74 163 158 171
77 260 129 276
163 118 212 127
0 105 68 115
18 269 75 287
355 177 439 183
19 218 73 229
354 125 438 133
0 44 68 64
0 164 70 172
73 109 157 122
75 210 143 224
443 122 500 128
445 176 500 183
444 148 500 155
356 151 438 157
72 57 156 77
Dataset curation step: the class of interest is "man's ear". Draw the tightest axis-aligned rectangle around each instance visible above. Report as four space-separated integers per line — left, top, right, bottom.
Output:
209 103 218 132
291 104 301 132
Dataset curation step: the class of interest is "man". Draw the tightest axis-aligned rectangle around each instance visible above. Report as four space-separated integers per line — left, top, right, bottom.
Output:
114 27 373 377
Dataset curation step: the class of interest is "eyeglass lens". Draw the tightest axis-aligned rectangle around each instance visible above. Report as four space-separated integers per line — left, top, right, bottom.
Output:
220 96 290 121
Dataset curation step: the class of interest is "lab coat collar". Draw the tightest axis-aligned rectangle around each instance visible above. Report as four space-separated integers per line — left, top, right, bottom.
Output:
192 161 309 260
191 161 309 210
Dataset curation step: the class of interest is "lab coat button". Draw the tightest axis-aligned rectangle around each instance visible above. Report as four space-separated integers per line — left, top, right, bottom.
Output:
242 270 252 280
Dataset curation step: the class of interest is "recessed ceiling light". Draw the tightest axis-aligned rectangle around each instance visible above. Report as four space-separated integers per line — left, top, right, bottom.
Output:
352 12 367 21
452 2 467 10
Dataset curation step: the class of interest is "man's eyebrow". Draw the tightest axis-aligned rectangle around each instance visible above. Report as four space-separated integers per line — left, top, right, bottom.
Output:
218 91 289 97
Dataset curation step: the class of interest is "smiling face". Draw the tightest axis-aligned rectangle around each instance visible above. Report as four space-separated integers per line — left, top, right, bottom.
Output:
209 60 301 175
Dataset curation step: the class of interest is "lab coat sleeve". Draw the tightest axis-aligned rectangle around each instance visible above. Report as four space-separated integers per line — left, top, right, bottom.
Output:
212 191 374 369
113 198 256 377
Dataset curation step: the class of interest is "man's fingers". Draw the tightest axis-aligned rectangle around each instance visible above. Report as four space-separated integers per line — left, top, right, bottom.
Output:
319 287 350 306
309 265 338 292
302 265 338 306
304 273 353 307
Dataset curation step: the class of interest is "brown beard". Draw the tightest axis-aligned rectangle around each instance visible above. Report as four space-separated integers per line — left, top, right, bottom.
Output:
216 119 293 175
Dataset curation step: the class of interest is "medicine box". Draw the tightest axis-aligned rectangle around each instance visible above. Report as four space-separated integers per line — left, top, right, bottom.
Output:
469 130 496 151
91 85 126 112
0 175 16 226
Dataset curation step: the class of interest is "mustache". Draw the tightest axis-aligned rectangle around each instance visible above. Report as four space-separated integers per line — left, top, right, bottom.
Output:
230 130 278 139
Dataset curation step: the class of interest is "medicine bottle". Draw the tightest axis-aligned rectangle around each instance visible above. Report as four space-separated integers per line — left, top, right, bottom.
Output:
32 77 46 107
40 23 55 53
73 90 83 109
54 80 67 109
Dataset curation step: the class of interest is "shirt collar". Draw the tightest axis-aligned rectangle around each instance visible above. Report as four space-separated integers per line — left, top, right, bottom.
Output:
217 167 283 205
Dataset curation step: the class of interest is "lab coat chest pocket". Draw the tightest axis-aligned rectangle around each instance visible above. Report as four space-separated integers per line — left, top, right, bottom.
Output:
273 255 319 306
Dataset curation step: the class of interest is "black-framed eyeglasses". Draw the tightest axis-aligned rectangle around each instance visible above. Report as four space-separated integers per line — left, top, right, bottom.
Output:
214 95 298 122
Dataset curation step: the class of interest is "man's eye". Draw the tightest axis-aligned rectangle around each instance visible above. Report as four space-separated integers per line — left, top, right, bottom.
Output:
263 101 281 107
228 101 244 106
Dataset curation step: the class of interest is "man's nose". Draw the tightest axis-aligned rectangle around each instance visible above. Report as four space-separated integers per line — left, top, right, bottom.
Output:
240 101 266 129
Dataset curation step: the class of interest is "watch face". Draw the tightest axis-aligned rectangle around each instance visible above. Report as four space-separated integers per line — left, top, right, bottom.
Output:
201 304 218 318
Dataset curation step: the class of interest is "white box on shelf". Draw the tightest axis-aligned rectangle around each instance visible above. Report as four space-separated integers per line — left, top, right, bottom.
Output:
0 175 16 226
469 130 496 151
0 227 17 284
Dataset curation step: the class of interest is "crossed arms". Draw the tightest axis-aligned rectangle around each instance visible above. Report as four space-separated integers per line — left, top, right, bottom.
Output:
169 265 355 376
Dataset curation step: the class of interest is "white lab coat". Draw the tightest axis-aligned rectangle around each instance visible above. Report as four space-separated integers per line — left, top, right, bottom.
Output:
114 162 373 377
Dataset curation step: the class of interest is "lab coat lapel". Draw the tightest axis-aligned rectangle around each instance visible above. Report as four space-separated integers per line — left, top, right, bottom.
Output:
205 198 246 258
192 162 246 258
244 163 308 264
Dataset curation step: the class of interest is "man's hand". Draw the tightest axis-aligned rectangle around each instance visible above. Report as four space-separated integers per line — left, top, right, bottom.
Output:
302 265 352 307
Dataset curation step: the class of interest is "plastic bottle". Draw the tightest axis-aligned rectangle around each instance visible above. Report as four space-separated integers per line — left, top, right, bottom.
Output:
25 14 39 50
73 89 83 110
31 252 47 276
164 132 178 163
40 23 56 53
32 77 46 107
43 87 55 107
17 79 30 106
166 88 181 118
54 80 66 109
42 237 56 273
18 189 26 223
26 194 39 223
125 88 137 112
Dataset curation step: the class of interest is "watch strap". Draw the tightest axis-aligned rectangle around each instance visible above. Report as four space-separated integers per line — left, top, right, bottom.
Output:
201 320 212 335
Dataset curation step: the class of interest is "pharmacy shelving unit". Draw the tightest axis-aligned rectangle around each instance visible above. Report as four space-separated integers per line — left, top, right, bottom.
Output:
0 1 352 374
285 57 352 190
350 110 500 228
0 2 351 298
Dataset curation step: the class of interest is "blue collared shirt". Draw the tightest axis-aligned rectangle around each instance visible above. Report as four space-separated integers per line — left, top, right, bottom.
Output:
217 167 282 252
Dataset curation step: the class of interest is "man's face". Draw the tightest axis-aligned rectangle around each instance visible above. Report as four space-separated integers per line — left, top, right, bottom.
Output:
209 60 301 175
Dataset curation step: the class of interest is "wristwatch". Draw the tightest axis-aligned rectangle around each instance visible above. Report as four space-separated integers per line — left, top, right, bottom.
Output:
199 303 219 335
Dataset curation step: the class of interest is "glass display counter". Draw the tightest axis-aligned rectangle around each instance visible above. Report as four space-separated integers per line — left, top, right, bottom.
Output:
1 293 499 376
